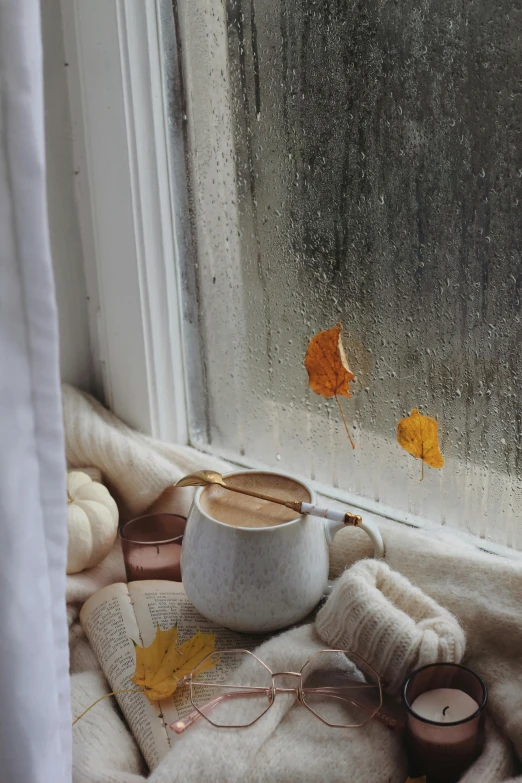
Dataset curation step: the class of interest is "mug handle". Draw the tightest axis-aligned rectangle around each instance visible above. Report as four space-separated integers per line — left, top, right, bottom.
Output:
301 503 385 559
359 516 385 559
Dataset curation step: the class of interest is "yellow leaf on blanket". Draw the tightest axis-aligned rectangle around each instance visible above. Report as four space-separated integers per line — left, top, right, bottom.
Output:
404 777 427 783
130 625 218 701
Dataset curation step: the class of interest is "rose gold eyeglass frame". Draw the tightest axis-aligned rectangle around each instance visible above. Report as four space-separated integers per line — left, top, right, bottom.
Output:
171 649 393 734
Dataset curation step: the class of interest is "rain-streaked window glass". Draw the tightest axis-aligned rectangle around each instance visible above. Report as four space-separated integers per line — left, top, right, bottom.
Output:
170 0 522 549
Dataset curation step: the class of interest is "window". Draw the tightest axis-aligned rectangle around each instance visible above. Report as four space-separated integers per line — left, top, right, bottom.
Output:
172 0 522 550
64 0 521 553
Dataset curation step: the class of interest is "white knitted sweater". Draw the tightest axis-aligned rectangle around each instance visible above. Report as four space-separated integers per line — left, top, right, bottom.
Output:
65 386 522 783
316 559 467 693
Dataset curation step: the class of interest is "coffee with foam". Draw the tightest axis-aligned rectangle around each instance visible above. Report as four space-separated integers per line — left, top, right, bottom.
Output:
200 472 311 528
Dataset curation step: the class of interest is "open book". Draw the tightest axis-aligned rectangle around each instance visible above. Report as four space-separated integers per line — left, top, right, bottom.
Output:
80 581 267 771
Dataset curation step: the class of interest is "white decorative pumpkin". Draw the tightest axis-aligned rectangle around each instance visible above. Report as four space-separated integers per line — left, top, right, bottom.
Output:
66 471 119 574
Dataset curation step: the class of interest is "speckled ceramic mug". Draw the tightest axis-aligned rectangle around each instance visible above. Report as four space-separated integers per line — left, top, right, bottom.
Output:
181 470 341 633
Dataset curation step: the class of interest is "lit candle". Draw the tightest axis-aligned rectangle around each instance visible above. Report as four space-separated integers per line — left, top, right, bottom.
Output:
411 688 479 725
403 664 487 782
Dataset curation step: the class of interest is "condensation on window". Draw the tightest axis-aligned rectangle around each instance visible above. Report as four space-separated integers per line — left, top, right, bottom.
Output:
171 0 522 549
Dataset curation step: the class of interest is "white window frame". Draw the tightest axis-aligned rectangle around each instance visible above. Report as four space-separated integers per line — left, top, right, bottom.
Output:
61 0 188 443
60 0 521 561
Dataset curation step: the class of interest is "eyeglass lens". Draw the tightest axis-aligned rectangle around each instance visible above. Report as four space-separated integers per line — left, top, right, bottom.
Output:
301 651 382 727
190 650 273 728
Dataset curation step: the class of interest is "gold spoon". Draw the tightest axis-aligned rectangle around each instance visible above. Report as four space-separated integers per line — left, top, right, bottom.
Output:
176 470 363 526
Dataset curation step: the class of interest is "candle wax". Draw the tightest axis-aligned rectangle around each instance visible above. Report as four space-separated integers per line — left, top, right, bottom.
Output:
411 688 479 723
125 541 182 582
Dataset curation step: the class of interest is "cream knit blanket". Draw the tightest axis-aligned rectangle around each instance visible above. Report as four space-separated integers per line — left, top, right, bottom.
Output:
65 385 522 783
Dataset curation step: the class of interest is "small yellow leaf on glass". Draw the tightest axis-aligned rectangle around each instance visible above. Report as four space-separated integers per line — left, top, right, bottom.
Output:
305 323 356 448
397 408 444 480
130 625 217 701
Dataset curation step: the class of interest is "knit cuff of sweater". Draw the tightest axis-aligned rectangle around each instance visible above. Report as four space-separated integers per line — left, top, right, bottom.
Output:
315 560 466 693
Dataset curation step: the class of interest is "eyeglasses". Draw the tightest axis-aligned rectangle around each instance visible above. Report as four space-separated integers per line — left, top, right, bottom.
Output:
170 649 394 734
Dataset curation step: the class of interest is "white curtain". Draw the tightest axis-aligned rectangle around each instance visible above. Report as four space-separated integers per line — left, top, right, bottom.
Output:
0 1 71 781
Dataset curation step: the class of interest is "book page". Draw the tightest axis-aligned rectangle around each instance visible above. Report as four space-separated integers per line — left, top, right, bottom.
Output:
128 580 268 741
79 583 170 770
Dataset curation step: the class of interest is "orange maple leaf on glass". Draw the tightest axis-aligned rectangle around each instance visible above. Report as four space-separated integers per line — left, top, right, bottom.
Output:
397 408 444 481
305 323 356 448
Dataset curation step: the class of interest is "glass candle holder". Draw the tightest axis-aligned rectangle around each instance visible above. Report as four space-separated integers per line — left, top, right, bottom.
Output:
403 663 487 783
120 513 186 582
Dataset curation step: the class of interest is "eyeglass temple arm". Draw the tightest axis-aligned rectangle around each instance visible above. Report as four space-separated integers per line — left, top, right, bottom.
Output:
170 687 270 734
170 686 393 734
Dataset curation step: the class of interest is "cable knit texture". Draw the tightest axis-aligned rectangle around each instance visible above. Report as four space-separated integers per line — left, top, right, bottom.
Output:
316 560 466 692
63 386 522 783
62 383 231 521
